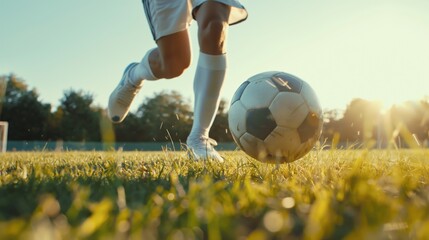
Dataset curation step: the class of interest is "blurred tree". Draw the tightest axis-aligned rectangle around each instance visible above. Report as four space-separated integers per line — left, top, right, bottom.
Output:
0 74 27 105
422 98 429 147
113 112 146 142
210 99 233 142
0 74 51 140
336 99 382 147
321 109 343 146
390 100 429 147
57 89 100 141
137 91 192 142
46 106 63 140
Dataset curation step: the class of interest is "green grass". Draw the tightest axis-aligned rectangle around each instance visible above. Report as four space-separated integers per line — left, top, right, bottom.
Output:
1 149 429 239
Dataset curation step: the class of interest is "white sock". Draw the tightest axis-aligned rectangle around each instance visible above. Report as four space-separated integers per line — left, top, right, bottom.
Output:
129 48 158 86
189 52 227 140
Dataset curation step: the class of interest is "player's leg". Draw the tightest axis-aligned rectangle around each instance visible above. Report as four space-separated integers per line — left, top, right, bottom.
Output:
108 0 192 123
107 31 191 123
133 0 194 80
133 30 192 81
186 0 246 161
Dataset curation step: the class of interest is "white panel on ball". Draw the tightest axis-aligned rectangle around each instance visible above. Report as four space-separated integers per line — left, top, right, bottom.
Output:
240 79 279 110
293 139 316 160
239 132 268 160
228 101 248 140
270 92 308 129
264 127 301 159
301 81 322 115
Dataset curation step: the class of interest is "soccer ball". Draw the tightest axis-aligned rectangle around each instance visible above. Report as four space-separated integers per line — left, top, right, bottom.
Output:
228 71 323 163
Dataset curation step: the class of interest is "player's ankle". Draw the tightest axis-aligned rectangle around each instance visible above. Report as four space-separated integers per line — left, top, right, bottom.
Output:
128 65 144 87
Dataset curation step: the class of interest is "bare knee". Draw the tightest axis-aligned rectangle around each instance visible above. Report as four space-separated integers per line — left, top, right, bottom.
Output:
153 30 192 79
198 19 229 54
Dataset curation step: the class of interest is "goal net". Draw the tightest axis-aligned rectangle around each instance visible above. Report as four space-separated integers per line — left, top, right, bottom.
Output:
0 121 8 152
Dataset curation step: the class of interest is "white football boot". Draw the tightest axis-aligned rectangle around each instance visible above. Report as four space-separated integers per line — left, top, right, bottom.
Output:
108 63 141 123
186 136 224 162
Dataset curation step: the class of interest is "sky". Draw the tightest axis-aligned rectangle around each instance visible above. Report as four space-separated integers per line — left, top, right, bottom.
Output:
1 0 429 113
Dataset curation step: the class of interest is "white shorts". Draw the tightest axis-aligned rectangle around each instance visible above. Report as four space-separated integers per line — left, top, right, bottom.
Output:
142 0 247 41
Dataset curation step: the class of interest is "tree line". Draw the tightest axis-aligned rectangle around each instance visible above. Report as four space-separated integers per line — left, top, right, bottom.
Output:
1 74 428 147
0 74 230 143
323 98 429 148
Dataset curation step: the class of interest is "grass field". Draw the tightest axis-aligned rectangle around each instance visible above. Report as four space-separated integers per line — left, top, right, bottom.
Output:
1 149 429 240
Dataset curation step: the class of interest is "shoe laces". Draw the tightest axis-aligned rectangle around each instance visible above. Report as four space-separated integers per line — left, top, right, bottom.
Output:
191 137 218 150
203 137 218 148
116 79 141 106
186 136 223 161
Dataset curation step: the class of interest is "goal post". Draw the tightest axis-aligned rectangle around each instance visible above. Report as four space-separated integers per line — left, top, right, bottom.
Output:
0 121 8 152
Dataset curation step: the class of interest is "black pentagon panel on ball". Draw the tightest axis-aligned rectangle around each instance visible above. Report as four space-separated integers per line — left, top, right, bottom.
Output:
230 81 250 105
297 112 321 143
246 108 277 140
270 72 303 93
